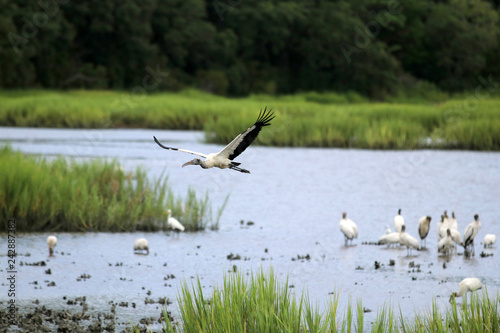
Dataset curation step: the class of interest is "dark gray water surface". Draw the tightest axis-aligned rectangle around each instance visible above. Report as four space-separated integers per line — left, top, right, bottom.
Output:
1 127 499 331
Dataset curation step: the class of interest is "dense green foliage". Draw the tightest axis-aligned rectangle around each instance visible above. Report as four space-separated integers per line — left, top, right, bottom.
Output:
0 146 225 232
1 0 499 98
1 89 499 150
152 269 500 332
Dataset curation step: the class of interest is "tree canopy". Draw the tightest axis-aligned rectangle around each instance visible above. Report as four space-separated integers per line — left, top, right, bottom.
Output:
1 0 499 98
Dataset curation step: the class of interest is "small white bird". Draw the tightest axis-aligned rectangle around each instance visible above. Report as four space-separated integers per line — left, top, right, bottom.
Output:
134 238 149 255
437 215 445 240
438 229 454 255
339 212 358 246
462 214 481 255
394 208 405 233
399 224 421 256
484 234 497 248
385 225 392 234
418 216 432 248
47 235 57 257
449 278 483 302
166 209 185 232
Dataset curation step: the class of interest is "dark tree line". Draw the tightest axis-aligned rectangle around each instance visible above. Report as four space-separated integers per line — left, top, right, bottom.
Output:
1 0 499 98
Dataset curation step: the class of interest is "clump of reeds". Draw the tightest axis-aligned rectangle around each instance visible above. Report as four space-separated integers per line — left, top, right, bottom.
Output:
1 90 500 150
0 146 226 232
154 268 499 333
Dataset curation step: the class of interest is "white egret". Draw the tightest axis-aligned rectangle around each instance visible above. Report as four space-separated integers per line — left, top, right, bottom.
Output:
166 209 185 232
339 212 358 246
47 235 57 257
153 108 275 174
134 238 149 255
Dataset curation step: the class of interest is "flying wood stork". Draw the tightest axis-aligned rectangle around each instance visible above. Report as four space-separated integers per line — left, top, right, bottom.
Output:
47 235 57 257
153 108 275 174
134 238 149 255
339 212 358 246
394 208 405 233
449 278 483 303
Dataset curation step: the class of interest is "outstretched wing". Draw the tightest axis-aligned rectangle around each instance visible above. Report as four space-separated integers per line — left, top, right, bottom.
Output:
153 136 208 158
218 107 275 160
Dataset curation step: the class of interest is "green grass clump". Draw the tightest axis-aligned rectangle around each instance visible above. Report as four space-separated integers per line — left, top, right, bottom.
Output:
152 269 500 333
1 89 500 150
0 146 226 232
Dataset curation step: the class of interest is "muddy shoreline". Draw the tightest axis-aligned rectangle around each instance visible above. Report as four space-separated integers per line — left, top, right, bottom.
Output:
0 298 169 332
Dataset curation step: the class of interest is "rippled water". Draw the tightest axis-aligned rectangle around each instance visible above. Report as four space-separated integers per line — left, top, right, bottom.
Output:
1 127 499 331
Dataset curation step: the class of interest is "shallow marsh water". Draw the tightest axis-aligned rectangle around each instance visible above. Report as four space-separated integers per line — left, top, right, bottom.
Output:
1 127 499 331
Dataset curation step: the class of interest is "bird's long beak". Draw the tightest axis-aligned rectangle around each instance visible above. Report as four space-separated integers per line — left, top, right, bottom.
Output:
182 159 196 168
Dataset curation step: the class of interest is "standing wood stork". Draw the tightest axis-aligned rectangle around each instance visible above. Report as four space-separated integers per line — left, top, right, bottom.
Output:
449 278 483 303
339 212 358 246
462 214 481 255
166 209 185 232
47 235 57 257
394 208 405 233
153 108 275 174
418 216 432 248
484 234 496 248
134 238 149 255
399 224 421 256
438 229 454 255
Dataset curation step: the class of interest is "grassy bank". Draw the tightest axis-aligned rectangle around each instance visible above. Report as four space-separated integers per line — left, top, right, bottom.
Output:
1 89 500 150
0 146 226 232
152 269 499 333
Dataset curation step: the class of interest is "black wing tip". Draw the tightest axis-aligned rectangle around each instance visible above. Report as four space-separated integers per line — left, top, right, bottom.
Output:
256 106 275 126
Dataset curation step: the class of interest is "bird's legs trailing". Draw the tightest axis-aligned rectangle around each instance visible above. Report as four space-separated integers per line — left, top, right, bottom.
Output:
229 164 250 174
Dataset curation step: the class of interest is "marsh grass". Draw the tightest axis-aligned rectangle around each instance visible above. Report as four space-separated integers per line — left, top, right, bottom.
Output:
0 146 226 232
1 89 500 150
152 269 500 333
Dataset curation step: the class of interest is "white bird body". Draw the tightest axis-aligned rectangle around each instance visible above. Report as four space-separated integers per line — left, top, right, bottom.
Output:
340 212 358 246
399 224 421 256
449 212 458 230
484 234 497 248
437 215 445 240
450 278 483 302
167 209 185 232
134 238 149 255
394 208 405 233
438 229 454 255
418 216 432 247
378 232 401 247
47 235 57 256
462 214 481 255
385 225 392 234
153 108 275 174
450 229 461 246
